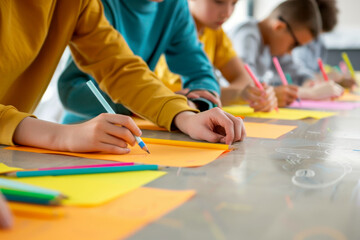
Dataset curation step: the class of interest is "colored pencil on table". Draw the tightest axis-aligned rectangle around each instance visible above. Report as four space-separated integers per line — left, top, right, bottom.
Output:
38 162 134 171
5 164 161 178
0 178 66 198
9 202 65 219
86 80 150 154
0 188 62 201
318 58 329 81
3 193 61 206
342 52 356 79
244 64 279 112
0 192 13 229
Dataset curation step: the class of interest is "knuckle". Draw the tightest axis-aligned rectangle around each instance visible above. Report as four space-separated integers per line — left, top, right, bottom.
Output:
98 113 108 120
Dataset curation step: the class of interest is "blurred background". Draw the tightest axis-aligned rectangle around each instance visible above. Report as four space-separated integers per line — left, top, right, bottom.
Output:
224 0 360 68
35 0 360 123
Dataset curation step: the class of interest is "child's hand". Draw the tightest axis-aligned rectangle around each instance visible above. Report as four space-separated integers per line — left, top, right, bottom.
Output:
338 77 357 89
242 83 278 112
274 85 299 107
0 193 13 229
176 89 222 107
328 71 357 89
173 108 246 145
298 81 344 100
14 114 142 154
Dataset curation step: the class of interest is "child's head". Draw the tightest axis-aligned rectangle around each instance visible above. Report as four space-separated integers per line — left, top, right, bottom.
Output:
264 0 322 56
188 0 238 31
315 0 338 33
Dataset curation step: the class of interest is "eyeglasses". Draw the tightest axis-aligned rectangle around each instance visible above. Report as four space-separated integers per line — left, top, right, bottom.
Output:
278 16 300 48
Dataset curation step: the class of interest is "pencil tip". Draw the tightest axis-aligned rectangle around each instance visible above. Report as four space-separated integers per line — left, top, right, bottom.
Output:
146 150 150 154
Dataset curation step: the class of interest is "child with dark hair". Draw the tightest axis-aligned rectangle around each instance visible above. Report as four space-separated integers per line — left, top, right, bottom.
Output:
284 0 356 89
228 0 343 107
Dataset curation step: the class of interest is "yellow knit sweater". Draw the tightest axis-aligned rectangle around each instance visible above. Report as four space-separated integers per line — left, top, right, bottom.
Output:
0 0 195 145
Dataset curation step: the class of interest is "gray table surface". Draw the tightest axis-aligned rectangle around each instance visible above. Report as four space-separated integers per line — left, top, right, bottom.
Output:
1 109 360 240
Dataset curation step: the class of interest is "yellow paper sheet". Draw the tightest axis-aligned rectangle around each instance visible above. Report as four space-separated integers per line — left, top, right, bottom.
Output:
1 170 165 206
0 163 22 174
5 143 225 168
133 117 297 139
0 187 195 240
223 105 336 120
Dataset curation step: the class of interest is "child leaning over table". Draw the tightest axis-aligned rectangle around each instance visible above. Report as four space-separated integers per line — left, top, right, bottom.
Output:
227 0 343 107
155 0 278 112
0 0 245 155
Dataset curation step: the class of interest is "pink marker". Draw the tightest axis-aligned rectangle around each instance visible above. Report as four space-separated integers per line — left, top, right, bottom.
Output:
244 64 264 90
244 64 278 112
318 58 329 82
339 61 348 75
272 57 288 86
39 162 134 171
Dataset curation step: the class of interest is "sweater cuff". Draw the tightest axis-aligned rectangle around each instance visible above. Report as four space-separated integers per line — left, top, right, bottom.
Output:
156 96 199 131
0 106 35 146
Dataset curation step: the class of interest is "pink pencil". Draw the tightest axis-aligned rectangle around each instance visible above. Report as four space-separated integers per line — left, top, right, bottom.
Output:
39 162 134 171
318 58 329 82
244 64 279 112
272 57 288 86
244 64 264 90
339 61 348 75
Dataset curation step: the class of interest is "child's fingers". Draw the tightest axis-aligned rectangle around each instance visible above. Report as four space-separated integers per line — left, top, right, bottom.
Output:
100 133 129 149
96 142 131 154
103 123 137 146
186 92 201 99
224 112 246 142
190 90 222 107
0 193 13 229
208 108 236 144
101 113 142 137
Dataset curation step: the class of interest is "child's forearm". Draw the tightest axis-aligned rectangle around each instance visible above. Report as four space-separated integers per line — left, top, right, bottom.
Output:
13 117 69 151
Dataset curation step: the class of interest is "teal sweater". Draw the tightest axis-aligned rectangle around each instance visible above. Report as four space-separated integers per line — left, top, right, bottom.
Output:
58 0 219 123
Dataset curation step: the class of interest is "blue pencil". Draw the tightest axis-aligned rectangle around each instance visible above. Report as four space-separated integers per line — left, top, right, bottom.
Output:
86 80 150 154
5 165 160 178
0 178 65 198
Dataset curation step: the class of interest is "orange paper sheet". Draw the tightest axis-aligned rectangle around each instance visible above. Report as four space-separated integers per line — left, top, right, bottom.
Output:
0 187 195 240
244 122 297 139
5 143 226 167
133 117 297 139
337 92 360 102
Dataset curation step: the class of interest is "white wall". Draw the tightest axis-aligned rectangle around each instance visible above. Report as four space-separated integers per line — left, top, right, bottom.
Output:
336 0 360 30
225 0 360 31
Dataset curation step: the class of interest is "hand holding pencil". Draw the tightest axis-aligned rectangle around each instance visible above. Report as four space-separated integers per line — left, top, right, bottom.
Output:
244 64 279 111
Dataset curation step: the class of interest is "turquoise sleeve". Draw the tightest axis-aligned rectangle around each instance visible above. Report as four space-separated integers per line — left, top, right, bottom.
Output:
164 0 220 95
58 60 131 124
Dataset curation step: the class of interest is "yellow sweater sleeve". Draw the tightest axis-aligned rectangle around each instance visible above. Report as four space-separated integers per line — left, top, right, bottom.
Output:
0 105 35 145
68 0 196 130
213 29 237 70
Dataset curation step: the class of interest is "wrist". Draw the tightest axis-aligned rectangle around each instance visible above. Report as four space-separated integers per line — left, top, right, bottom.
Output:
173 111 196 134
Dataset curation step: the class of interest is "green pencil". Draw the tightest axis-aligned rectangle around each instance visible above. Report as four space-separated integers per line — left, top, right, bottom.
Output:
3 193 61 206
0 188 63 201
